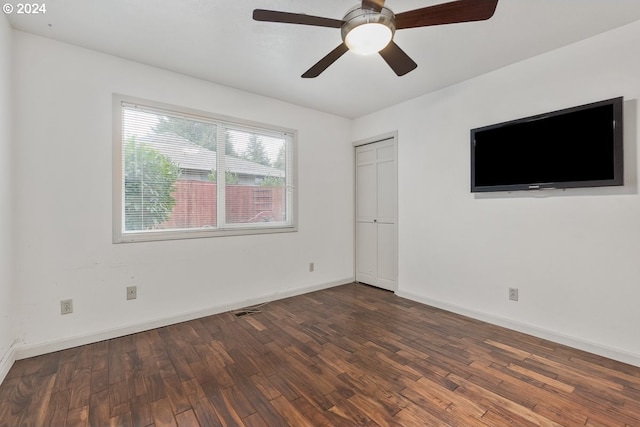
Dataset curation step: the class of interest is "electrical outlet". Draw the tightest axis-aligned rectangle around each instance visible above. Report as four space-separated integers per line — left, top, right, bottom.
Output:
60 299 73 315
309 262 315 272
509 288 519 301
127 286 137 300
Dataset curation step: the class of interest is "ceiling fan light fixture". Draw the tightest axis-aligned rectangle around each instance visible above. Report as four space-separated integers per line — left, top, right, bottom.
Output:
341 6 396 56
345 23 392 55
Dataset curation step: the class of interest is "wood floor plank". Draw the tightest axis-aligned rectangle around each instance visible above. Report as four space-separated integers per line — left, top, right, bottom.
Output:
0 376 34 426
88 388 111 427
65 405 89 427
200 380 245 426
52 360 75 393
69 367 91 409
221 386 255 420
38 351 62 378
268 395 314 427
240 412 267 427
150 398 177 427
90 368 109 394
42 389 70 426
109 411 133 427
174 409 200 427
144 373 167 403
223 364 285 426
129 394 153 427
290 394 341 427
19 373 56 427
91 341 109 372
248 373 281 401
2 283 640 427
162 375 191 415
324 389 383 426
187 397 223 427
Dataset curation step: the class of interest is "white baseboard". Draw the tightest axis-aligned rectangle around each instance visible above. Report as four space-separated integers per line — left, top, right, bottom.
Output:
15 278 353 360
0 343 16 384
396 289 640 368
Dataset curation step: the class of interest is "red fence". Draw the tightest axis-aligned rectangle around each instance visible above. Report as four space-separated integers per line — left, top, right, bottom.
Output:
161 180 285 229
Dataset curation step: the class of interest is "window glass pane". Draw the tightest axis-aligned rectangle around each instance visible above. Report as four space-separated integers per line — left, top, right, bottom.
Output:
224 129 287 225
122 106 218 233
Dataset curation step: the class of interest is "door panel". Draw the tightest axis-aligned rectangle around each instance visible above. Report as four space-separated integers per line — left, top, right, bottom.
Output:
355 137 397 291
377 160 396 223
356 221 376 284
356 146 376 164
356 162 376 221
377 222 397 290
376 144 394 162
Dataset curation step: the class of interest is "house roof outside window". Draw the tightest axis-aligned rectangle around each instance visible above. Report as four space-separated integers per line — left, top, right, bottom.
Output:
138 133 285 179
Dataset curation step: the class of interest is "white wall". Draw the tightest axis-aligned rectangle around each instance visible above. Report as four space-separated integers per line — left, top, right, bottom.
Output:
353 21 640 366
0 15 14 380
12 31 354 356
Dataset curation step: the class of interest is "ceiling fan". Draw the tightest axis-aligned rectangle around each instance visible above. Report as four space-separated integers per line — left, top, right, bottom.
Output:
253 0 499 78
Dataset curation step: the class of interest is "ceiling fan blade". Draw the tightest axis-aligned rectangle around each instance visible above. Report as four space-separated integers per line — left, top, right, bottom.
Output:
302 43 349 78
361 0 385 12
379 41 417 76
253 9 344 28
395 0 498 30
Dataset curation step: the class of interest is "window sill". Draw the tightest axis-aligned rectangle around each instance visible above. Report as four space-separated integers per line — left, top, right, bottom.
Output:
113 224 297 243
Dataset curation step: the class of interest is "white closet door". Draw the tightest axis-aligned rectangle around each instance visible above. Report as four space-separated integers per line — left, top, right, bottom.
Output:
355 138 397 291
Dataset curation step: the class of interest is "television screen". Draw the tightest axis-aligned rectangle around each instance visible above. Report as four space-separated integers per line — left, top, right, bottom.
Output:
471 97 623 192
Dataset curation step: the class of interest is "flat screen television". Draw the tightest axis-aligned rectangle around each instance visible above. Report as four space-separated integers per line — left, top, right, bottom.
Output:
470 97 623 193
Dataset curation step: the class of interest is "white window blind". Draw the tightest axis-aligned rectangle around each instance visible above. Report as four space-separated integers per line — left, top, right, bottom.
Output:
113 95 296 242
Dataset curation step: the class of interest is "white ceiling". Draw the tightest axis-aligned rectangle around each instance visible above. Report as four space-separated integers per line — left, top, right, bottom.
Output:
6 0 640 118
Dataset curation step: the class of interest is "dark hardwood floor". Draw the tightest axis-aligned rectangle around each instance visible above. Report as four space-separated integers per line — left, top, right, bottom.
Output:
1 283 640 426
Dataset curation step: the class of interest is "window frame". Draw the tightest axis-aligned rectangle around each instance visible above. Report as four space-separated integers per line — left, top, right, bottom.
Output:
112 94 298 243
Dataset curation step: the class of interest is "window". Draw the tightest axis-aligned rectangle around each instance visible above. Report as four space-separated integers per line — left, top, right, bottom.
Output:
113 95 297 242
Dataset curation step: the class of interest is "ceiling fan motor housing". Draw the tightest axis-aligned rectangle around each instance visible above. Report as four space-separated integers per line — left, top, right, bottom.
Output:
340 6 396 42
